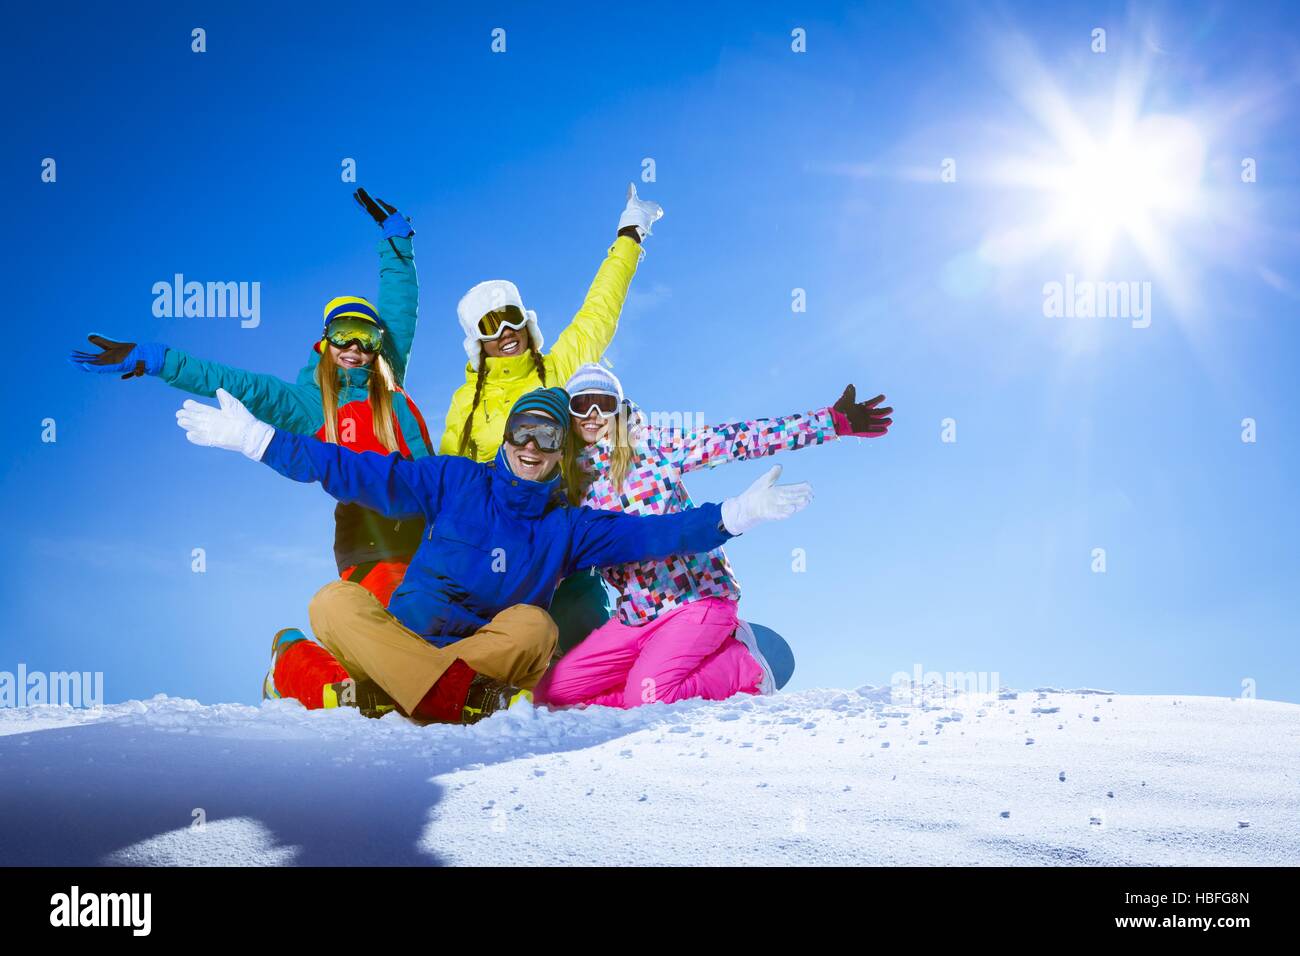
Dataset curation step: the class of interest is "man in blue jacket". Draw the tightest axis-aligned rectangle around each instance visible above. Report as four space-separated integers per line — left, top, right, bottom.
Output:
177 386 814 724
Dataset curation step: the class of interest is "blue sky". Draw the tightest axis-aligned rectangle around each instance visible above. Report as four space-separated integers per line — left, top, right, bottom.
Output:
4 0 1298 705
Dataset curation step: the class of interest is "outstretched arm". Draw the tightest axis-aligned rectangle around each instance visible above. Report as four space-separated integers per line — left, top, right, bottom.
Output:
567 464 813 573
568 502 732 574
175 389 444 520
651 385 894 474
544 185 663 385
650 410 839 475
161 348 322 434
71 334 323 434
261 431 440 520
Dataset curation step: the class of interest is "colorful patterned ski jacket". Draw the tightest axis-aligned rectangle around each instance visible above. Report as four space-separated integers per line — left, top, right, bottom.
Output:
159 235 431 571
260 434 734 646
440 235 641 462
575 408 840 625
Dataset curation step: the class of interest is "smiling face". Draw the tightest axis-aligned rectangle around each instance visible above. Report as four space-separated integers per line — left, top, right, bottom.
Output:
504 410 563 482
480 324 528 358
573 407 611 445
328 342 376 369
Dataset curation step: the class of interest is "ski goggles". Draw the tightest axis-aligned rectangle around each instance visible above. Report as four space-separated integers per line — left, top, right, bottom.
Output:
503 413 566 453
569 391 621 419
477 306 529 340
324 317 385 353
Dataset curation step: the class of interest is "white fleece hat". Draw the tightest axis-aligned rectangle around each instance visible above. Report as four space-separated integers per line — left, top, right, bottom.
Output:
456 279 544 370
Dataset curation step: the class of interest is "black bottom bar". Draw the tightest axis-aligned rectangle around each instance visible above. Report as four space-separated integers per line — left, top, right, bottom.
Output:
0 865 1283 939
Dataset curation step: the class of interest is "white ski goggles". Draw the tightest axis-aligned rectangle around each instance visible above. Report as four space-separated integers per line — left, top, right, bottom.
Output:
569 392 621 419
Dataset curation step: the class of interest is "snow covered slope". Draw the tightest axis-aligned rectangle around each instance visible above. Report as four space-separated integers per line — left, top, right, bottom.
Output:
1 688 1296 866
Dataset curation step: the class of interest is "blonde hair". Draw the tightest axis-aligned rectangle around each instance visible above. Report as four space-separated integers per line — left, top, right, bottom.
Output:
315 352 401 453
564 403 638 506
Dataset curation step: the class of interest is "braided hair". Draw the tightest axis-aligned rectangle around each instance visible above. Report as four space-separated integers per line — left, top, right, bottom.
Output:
456 344 548 459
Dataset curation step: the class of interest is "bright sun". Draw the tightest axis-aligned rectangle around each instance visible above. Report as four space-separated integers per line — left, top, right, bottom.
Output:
1043 114 1208 272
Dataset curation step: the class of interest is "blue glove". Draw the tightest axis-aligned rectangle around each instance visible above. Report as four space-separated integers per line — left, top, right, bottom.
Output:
70 335 167 378
381 210 414 240
353 187 414 238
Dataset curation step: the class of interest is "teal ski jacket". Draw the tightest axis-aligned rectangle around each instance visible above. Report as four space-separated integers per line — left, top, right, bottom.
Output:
160 235 432 570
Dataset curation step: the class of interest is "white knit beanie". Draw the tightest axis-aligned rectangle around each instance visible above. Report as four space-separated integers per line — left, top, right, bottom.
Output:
564 362 624 402
456 279 544 370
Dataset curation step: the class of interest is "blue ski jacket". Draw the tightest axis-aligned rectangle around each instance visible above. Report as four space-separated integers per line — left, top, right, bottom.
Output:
260 431 735 646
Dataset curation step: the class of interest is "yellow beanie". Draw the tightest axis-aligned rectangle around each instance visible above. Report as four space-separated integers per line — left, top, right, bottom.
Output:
322 295 380 326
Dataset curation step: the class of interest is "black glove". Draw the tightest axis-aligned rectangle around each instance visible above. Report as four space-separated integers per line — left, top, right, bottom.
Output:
832 384 892 437
69 335 166 379
353 187 413 238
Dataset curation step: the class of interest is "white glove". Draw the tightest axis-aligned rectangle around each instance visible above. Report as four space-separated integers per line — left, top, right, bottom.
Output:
617 182 664 240
175 388 275 461
720 465 813 535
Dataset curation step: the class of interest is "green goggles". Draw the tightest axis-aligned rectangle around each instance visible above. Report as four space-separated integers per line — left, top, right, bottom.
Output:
503 413 566 453
324 317 385 353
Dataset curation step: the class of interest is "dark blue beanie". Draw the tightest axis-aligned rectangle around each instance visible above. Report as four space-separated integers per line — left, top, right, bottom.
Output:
508 387 571 434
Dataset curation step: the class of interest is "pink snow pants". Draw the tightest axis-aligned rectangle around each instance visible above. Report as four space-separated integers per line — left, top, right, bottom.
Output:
533 597 763 709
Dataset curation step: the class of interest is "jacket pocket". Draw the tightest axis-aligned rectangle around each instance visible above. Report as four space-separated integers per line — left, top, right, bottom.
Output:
428 522 504 602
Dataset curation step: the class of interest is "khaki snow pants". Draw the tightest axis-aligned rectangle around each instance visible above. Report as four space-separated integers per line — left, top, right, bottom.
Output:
308 580 558 715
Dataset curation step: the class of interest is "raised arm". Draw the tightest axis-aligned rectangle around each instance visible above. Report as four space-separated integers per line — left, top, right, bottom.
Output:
545 185 663 384
175 389 445 520
376 236 417 384
71 333 323 435
354 188 419 384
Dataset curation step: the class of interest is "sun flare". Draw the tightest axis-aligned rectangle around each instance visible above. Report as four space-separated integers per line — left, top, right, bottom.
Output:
1042 114 1207 272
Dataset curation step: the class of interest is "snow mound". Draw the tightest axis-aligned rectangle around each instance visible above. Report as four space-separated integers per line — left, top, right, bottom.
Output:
1 688 1296 866
105 817 298 867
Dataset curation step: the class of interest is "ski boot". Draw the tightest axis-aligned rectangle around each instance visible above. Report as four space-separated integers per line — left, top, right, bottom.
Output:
323 677 398 719
411 660 526 725
262 627 308 701
461 673 522 723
